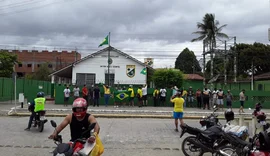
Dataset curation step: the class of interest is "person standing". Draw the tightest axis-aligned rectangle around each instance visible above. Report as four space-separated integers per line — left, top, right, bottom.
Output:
137 86 143 107
159 87 167 106
226 90 233 109
187 86 194 107
153 87 159 107
128 85 135 107
73 85 80 100
211 88 218 108
63 86 70 106
93 85 100 107
142 84 148 106
196 89 202 108
217 88 224 110
82 84 89 105
239 89 246 113
103 84 111 107
170 92 185 132
202 87 211 110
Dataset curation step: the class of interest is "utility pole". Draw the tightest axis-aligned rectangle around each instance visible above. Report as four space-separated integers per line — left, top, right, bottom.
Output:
203 40 206 86
75 47 78 61
234 36 237 82
210 40 214 80
224 40 227 86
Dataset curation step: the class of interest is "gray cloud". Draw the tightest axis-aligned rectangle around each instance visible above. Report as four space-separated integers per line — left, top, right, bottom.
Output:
0 0 269 67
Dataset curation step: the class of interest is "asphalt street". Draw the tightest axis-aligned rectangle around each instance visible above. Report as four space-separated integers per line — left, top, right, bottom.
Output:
0 116 216 156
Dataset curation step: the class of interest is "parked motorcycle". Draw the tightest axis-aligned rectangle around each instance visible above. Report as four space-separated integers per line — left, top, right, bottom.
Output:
199 105 220 130
50 120 97 156
28 102 47 132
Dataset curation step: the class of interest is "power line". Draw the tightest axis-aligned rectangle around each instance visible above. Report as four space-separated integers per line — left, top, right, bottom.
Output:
0 0 45 10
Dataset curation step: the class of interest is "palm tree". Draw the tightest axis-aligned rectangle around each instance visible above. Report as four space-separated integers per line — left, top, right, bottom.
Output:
191 13 229 80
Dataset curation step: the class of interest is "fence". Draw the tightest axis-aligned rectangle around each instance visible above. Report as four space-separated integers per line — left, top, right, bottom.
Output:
0 77 51 103
54 83 270 109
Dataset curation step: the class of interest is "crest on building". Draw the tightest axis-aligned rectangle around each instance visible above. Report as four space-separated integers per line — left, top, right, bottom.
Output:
126 65 135 78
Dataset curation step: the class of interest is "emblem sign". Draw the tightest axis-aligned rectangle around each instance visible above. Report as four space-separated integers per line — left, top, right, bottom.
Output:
126 65 135 78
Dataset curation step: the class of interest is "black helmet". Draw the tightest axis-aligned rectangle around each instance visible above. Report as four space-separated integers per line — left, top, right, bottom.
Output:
255 103 262 111
224 109 234 122
37 92 44 97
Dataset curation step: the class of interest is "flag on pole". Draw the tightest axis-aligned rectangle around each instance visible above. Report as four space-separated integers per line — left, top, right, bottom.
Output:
98 35 109 47
140 67 147 75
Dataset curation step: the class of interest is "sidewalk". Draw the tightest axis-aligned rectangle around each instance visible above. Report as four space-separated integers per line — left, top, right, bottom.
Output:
2 102 270 119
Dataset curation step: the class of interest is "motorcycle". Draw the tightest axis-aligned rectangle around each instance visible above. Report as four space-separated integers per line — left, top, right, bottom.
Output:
199 105 220 130
28 102 47 132
50 120 97 156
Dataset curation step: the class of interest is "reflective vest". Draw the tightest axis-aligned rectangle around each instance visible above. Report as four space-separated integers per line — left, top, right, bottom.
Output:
34 97 45 112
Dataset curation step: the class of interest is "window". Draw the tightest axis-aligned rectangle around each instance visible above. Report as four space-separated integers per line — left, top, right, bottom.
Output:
37 64 40 67
105 73 115 86
18 64 22 67
76 73 96 86
27 64 32 67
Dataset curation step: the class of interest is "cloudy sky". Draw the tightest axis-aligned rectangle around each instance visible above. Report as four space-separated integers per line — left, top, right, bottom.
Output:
0 0 269 68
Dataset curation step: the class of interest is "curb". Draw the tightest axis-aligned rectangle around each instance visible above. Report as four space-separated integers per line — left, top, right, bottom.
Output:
7 112 258 120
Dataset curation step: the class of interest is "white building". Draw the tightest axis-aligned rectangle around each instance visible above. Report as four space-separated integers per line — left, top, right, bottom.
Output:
49 46 149 86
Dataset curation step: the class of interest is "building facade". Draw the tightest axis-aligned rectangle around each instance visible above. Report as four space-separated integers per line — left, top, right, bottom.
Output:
10 50 81 77
50 46 148 86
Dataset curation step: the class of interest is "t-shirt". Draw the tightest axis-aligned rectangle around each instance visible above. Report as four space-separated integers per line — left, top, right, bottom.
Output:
171 97 184 112
203 89 211 97
188 90 193 96
227 93 233 102
128 88 134 97
93 88 100 98
212 90 217 99
239 92 245 101
73 87 80 97
142 86 147 96
137 89 142 98
217 91 224 99
160 89 166 97
64 88 70 97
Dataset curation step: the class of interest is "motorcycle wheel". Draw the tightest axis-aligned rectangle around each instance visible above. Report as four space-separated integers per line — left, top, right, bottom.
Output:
38 121 44 132
214 146 237 156
181 136 203 156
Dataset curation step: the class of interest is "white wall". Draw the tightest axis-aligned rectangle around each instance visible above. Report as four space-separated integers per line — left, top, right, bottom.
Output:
72 49 146 85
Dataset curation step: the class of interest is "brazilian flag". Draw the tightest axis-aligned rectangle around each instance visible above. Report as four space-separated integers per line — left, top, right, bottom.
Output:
114 90 130 102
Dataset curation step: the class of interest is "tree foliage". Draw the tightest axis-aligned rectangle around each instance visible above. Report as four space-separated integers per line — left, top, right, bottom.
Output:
152 69 184 88
25 63 52 81
175 48 201 74
0 50 19 78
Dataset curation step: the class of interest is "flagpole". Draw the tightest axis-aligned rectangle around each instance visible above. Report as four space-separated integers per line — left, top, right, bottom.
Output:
107 32 111 86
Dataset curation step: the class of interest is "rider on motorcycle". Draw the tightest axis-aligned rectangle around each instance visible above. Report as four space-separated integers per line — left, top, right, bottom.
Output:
24 92 46 131
48 98 101 145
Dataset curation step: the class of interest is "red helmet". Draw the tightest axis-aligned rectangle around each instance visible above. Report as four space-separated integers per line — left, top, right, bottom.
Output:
72 98 87 117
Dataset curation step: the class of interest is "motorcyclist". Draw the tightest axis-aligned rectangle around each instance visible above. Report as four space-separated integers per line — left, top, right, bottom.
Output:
24 92 46 131
48 98 103 155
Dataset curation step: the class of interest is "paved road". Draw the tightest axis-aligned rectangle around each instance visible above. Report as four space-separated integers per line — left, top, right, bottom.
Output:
0 116 218 156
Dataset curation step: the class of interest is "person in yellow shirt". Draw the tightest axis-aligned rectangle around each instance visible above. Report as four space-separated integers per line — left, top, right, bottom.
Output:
170 92 185 132
103 85 111 107
128 85 135 107
137 86 143 107
182 88 187 107
153 87 159 107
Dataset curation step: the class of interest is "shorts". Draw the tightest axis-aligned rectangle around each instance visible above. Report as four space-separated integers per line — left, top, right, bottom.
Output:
187 96 194 103
217 99 224 105
173 112 183 119
142 95 147 101
64 97 69 102
227 101 232 107
240 101 244 107
160 96 166 102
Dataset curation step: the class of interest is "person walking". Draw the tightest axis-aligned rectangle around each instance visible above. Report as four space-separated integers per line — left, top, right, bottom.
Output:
239 89 246 113
170 92 185 132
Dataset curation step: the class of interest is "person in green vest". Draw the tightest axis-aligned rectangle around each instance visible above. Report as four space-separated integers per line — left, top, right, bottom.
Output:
24 92 46 131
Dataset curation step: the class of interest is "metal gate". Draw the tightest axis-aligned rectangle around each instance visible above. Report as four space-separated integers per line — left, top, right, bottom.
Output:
76 73 96 86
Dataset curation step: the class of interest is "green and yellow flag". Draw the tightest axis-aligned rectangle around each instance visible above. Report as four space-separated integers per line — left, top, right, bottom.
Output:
98 35 109 47
140 67 147 75
114 90 131 102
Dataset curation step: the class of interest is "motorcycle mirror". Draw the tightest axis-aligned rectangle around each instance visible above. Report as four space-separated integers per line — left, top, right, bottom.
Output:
88 123 96 130
50 120 57 128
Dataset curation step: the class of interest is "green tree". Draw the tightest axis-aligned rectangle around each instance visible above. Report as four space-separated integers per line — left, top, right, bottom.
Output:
0 50 19 78
152 68 184 88
175 48 201 74
32 63 52 81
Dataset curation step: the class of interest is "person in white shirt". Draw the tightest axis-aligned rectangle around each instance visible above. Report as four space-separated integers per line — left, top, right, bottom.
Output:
142 84 148 106
73 85 80 100
216 88 224 110
211 88 217 108
202 87 211 110
63 86 71 106
159 87 167 106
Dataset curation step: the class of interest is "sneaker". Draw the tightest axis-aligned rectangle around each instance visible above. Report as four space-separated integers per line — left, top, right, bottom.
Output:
24 128 30 131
